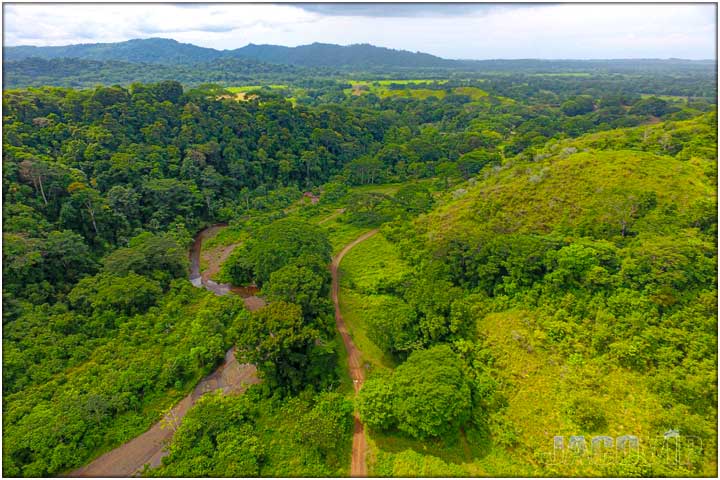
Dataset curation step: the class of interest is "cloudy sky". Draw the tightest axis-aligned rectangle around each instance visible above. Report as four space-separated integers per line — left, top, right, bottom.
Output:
3 3 716 59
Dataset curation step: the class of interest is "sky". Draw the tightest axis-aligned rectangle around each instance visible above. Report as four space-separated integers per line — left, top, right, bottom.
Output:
3 2 717 59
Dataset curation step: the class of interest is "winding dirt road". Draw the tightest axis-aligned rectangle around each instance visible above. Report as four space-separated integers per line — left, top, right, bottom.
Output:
70 225 262 477
331 228 379 477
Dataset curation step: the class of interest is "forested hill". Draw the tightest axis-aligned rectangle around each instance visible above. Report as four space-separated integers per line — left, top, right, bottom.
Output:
4 38 454 68
234 42 454 68
5 37 715 71
3 38 223 64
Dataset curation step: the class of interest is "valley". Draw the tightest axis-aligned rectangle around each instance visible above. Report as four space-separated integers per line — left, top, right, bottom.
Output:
2 32 717 478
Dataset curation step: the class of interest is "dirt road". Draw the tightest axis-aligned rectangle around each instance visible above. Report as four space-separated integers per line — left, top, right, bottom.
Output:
331 229 379 477
70 225 263 477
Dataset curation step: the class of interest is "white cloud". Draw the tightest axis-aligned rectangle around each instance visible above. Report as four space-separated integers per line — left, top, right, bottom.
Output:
3 3 716 59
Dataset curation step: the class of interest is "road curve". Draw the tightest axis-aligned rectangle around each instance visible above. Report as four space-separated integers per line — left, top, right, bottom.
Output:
331 228 379 478
69 225 261 477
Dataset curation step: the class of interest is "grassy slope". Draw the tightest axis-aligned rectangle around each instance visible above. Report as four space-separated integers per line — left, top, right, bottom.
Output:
425 149 712 248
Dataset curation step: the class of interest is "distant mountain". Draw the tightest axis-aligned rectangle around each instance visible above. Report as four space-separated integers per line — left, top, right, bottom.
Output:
4 38 457 69
233 42 455 68
3 38 224 64
4 38 716 90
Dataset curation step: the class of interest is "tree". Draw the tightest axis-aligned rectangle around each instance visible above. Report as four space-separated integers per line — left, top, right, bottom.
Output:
561 95 594 116
344 192 399 226
64 181 105 238
296 392 353 457
356 370 396 431
236 301 319 394
358 345 472 439
394 183 434 214
346 156 384 185
242 219 331 286
263 261 331 321
456 150 500 179
102 231 187 282
365 297 420 355
68 272 162 316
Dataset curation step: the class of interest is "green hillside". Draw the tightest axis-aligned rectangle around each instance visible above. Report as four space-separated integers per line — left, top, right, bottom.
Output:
351 115 717 476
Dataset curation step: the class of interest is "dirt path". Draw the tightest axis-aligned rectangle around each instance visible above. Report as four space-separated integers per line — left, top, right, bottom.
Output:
201 242 240 283
70 225 263 477
317 207 345 225
331 228 379 477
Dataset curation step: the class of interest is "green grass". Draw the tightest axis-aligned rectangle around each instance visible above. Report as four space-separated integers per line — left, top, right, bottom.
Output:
322 220 368 255
344 80 490 102
336 232 412 369
454 86 489 100
201 225 247 252
340 233 410 368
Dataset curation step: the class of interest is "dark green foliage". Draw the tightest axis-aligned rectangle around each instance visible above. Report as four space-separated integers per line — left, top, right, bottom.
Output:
2 285 243 477
2 66 716 477
224 218 331 287
235 301 336 395
150 388 353 477
344 192 399 226
68 272 162 316
561 95 594 116
394 183 434 214
365 297 420 355
102 232 187 284
264 260 331 321
630 96 671 116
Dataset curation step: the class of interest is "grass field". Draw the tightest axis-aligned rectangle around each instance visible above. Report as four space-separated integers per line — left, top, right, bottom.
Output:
226 85 303 105
344 81 496 104
343 79 488 100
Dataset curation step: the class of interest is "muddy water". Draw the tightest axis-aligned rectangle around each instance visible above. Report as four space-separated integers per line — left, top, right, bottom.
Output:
69 225 263 477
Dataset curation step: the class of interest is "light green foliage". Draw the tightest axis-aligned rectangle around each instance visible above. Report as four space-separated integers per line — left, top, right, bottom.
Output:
359 345 473 439
2 73 716 478
376 449 467 477
389 114 717 475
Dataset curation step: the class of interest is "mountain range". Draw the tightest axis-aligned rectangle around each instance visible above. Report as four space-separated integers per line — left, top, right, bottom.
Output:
7 37 715 70
3 38 716 90
4 38 456 68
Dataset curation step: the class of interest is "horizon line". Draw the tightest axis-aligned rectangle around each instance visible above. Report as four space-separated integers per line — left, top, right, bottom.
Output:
4 37 717 63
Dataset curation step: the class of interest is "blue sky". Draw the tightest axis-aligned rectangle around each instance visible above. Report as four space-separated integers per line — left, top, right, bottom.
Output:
3 3 716 59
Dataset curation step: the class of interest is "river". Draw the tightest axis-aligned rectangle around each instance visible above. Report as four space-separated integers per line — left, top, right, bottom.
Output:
70 225 263 477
